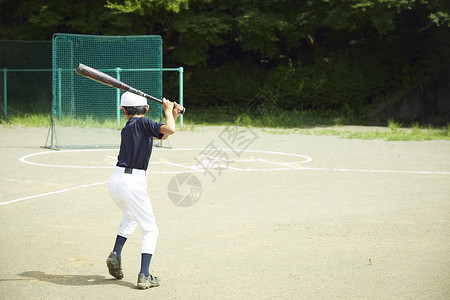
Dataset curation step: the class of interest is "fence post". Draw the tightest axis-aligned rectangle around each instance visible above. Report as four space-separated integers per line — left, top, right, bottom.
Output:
179 67 184 127
116 67 121 124
58 68 62 120
3 68 7 117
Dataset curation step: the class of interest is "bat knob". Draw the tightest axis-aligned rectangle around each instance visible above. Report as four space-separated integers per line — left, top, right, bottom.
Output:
173 102 185 115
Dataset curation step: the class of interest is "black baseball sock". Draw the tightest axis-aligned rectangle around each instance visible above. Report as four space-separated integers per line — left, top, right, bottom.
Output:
139 253 152 277
112 235 127 257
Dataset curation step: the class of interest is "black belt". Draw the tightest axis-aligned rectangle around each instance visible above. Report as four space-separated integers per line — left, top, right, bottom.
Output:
124 168 133 174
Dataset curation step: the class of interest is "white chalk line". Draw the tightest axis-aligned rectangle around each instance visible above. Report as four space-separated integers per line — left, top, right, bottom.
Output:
161 156 450 174
188 164 450 174
0 180 108 206
19 149 116 169
3 166 446 206
296 166 450 175
7 148 449 206
19 148 313 172
19 148 450 175
163 161 204 172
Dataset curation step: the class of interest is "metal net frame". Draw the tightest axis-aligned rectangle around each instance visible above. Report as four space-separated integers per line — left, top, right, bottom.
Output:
51 34 163 149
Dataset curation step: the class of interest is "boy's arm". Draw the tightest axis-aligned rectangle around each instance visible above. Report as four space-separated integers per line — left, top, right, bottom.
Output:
156 98 182 140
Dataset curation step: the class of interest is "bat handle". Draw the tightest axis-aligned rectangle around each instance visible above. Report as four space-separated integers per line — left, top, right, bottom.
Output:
174 102 185 115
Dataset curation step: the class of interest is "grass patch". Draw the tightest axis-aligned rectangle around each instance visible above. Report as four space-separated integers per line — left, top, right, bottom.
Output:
1 114 125 129
233 119 449 141
2 109 449 141
4 113 51 127
307 120 450 141
185 106 355 127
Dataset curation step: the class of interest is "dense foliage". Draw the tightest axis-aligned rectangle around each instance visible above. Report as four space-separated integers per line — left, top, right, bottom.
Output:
1 0 449 121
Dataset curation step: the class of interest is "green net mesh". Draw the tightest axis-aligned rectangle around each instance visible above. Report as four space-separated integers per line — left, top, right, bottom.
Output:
51 34 163 148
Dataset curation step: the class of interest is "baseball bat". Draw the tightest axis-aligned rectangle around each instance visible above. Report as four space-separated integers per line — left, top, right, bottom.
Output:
76 63 185 114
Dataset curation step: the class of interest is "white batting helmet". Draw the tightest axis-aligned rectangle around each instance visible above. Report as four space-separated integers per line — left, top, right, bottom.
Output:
120 92 147 107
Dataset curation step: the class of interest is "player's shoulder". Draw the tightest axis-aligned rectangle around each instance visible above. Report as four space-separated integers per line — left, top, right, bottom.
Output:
131 116 153 124
125 117 156 130
136 116 162 131
138 116 158 125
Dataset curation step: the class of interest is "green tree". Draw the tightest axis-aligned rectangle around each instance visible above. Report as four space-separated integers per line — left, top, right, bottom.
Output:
1 0 449 119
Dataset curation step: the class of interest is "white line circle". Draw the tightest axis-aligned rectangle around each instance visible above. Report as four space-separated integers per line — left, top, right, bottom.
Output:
19 149 114 169
18 148 450 175
19 148 313 173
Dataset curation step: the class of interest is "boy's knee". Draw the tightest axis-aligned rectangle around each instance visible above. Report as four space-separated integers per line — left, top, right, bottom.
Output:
143 226 159 238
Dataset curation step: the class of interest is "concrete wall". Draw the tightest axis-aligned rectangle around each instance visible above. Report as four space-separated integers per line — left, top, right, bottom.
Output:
369 69 450 126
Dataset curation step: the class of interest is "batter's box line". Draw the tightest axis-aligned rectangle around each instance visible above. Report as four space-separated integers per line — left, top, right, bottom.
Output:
182 160 305 172
195 155 307 168
19 149 449 175
296 166 450 175
162 161 205 172
0 180 108 206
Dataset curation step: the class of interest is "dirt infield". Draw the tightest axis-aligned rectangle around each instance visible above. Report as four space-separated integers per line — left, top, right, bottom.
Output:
1 125 449 299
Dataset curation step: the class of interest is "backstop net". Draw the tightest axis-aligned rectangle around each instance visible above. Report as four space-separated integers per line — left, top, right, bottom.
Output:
51 34 163 148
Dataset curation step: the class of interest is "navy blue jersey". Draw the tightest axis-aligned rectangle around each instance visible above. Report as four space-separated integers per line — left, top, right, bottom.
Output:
116 117 164 171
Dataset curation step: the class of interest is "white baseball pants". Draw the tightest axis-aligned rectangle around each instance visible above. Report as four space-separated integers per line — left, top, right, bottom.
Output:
108 167 159 254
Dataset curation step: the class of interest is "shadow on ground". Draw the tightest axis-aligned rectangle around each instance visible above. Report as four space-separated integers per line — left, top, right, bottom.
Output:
18 271 136 289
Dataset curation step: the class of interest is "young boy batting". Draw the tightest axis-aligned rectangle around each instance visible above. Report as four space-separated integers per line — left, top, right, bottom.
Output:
107 92 183 289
